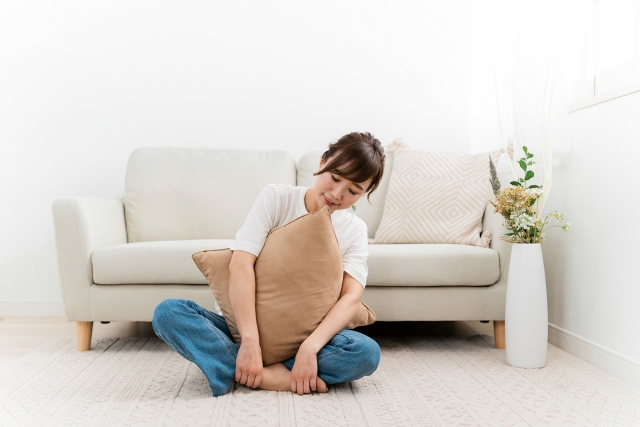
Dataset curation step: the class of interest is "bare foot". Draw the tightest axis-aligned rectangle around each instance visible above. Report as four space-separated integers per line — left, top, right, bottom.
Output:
257 363 329 393
257 363 292 391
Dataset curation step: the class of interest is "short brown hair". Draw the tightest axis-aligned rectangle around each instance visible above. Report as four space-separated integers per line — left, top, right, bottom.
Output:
313 132 385 203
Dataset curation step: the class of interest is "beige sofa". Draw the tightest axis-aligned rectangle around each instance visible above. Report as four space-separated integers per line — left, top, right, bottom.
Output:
52 147 511 351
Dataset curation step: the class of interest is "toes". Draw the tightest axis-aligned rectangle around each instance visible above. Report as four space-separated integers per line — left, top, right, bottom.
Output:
316 377 329 393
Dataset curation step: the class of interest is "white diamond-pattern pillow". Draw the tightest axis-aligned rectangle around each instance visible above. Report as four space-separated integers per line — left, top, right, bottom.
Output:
371 145 502 247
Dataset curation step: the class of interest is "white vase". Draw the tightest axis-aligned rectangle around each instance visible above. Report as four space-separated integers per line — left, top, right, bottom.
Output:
505 243 548 368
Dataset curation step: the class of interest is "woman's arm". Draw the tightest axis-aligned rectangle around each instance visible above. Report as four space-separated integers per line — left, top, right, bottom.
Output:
289 272 364 394
227 185 278 388
300 271 364 354
229 250 263 388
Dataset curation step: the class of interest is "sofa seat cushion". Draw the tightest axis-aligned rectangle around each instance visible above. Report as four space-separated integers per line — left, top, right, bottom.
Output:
366 244 499 287
92 239 235 285
93 240 499 287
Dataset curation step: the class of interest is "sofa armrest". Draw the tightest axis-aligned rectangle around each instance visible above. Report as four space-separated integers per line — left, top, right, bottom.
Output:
481 202 512 318
52 198 127 321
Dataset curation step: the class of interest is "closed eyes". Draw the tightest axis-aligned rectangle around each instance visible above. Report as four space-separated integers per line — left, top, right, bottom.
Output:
331 175 358 196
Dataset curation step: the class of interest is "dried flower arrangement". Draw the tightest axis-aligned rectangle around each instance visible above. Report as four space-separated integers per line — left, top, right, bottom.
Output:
490 146 570 243
490 60 570 244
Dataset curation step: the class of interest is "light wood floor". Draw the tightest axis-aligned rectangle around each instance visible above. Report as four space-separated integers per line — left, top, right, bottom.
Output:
0 317 493 370
0 317 157 369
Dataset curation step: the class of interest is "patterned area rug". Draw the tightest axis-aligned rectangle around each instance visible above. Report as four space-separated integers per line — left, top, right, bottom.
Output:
1 335 638 427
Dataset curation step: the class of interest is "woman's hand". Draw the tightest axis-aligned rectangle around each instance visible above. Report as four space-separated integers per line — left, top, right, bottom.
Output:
235 339 263 388
290 344 319 395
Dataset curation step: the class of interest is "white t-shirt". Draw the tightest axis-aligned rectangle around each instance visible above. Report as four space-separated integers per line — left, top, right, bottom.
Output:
230 184 369 288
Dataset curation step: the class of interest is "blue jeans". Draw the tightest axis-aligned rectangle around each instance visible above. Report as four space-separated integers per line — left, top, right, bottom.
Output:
152 298 381 397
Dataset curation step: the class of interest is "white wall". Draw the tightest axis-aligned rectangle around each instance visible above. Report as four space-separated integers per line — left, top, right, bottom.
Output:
544 92 640 384
0 0 473 309
487 65 640 384
467 0 640 385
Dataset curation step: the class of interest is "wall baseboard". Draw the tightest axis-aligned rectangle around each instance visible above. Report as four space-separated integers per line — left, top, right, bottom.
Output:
548 323 640 388
0 300 65 317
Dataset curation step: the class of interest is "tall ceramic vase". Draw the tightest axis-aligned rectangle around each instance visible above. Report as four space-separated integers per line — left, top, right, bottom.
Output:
505 243 548 368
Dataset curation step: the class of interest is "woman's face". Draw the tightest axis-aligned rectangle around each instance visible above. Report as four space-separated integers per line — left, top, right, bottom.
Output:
313 158 373 213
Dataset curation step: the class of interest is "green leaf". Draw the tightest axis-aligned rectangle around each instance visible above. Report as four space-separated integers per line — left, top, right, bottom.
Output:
524 170 534 180
519 160 527 171
505 233 514 236
510 181 521 187
527 161 533 165
527 153 533 158
522 146 528 153
528 185 540 188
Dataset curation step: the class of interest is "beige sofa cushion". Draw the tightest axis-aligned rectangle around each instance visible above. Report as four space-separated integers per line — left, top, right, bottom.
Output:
366 244 499 287
192 205 376 366
371 143 502 247
91 240 499 288
124 148 297 243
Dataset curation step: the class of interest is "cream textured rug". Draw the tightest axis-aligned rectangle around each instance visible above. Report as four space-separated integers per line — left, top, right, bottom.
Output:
1 335 639 427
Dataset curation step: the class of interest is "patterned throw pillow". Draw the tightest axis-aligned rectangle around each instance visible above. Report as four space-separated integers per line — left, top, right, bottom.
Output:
192 205 376 366
371 142 502 247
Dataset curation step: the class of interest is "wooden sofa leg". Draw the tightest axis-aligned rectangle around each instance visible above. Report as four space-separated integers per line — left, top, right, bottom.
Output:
77 321 94 351
493 320 506 349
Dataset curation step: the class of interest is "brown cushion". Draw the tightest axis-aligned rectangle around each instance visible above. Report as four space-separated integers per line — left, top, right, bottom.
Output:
192 204 376 366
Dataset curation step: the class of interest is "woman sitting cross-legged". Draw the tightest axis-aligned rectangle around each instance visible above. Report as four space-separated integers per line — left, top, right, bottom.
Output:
152 131 385 397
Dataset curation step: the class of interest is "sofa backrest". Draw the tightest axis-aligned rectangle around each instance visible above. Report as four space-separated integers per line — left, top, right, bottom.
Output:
296 150 395 239
125 147 297 243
